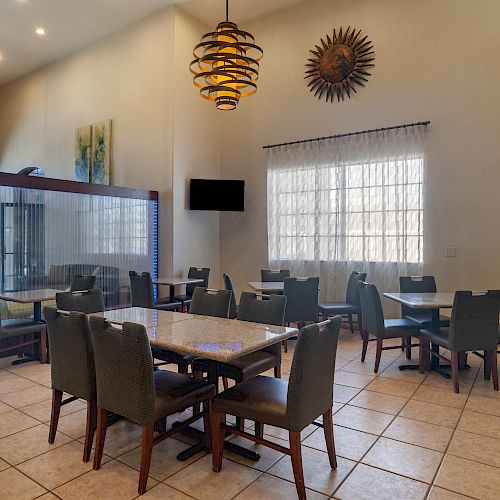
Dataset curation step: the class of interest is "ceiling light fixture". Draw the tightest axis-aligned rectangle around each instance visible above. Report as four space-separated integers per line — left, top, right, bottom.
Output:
35 27 46 36
189 0 263 111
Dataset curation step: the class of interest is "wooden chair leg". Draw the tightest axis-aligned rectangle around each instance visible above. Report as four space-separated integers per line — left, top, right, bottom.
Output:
348 314 354 333
489 350 498 391
192 370 204 414
361 329 369 363
283 340 288 353
274 364 282 378
405 337 412 360
210 403 225 472
222 377 229 391
235 416 244 431
138 425 154 495
202 401 211 452
419 339 430 374
178 364 189 374
93 408 108 470
451 351 460 393
83 398 97 462
289 431 306 500
374 338 383 373
154 417 167 435
39 328 47 364
48 389 63 444
322 409 337 469
484 351 491 381
255 422 264 440
358 314 364 340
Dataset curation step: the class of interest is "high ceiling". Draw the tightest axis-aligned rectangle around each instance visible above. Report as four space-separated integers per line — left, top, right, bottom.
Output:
0 0 310 86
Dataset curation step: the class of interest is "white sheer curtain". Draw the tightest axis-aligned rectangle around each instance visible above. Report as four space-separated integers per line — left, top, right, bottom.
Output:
267 126 426 312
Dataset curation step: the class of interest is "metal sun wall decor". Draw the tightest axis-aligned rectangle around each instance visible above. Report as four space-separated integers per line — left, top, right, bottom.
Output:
305 26 374 102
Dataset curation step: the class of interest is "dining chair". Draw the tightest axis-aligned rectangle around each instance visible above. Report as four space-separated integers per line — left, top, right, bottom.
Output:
0 317 47 364
70 274 96 292
359 281 421 372
56 289 105 314
282 277 320 352
419 290 500 393
129 271 189 373
318 271 366 334
223 273 237 319
175 267 211 309
90 316 216 495
44 307 96 462
261 269 290 282
210 317 342 500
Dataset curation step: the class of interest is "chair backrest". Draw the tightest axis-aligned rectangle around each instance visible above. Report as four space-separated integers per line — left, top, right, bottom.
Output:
223 273 237 319
448 290 500 351
70 274 96 292
43 307 96 402
90 316 156 426
261 269 290 282
189 287 231 318
186 267 210 296
129 271 155 308
237 291 286 326
399 276 437 319
283 277 319 323
345 271 368 307
56 289 105 314
359 282 385 337
286 316 341 432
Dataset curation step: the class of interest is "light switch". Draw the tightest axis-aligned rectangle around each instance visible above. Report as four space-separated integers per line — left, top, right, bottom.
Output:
445 247 456 257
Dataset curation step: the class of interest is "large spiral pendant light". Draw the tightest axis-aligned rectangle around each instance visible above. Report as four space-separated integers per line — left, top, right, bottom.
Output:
189 0 263 111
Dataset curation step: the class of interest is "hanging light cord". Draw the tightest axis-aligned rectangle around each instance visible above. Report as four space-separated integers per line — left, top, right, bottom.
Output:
226 0 229 21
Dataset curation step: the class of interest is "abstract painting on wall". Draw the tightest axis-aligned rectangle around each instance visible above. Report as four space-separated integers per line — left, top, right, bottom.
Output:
74 125 92 182
91 119 112 185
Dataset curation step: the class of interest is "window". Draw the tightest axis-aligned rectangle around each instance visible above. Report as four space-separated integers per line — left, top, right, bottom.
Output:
268 155 424 263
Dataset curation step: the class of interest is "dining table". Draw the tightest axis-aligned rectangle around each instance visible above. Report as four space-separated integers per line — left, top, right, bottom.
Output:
383 292 454 378
97 306 299 461
153 277 205 302
247 281 284 293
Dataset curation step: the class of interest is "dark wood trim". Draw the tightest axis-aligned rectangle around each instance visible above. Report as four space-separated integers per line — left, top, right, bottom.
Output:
0 172 158 201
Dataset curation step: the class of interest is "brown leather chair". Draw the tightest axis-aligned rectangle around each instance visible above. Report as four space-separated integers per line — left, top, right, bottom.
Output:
90 316 216 495
210 317 342 500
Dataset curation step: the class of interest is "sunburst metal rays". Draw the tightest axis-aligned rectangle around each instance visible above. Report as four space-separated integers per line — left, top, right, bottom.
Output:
304 26 374 102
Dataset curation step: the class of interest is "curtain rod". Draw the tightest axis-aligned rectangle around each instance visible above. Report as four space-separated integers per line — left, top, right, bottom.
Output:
262 121 430 150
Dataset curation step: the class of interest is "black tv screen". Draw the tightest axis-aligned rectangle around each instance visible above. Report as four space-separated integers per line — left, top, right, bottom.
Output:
189 179 245 211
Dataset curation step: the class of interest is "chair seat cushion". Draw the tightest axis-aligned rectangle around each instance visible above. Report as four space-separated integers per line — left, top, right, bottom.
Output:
419 327 450 349
155 302 182 312
318 302 359 315
151 347 195 367
154 370 215 418
383 318 421 339
213 375 289 429
218 351 278 383
0 319 45 340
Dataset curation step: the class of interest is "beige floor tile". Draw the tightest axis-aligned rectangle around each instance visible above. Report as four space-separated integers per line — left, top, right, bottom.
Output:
400 400 462 428
263 423 316 441
140 483 192 499
0 467 47 500
339 359 379 375
349 389 408 415
54 459 157 499
37 494 61 500
457 410 500 440
465 394 500 417
379 362 428 383
0 372 38 395
411 385 468 408
362 436 442 483
0 409 40 439
471 378 500 400
20 397 86 423
333 384 360 404
117 436 204 480
303 425 377 461
365 377 420 398
0 400 14 415
334 405 394 435
0 384 52 409
334 463 428 500
5 362 52 386
56 409 88 439
0 423 72 465
268 446 355 496
17 441 104 490
332 401 344 414
234 473 328 499
435 454 500 499
426 486 475 499
334 371 375 389
422 370 476 393
165 455 261 500
382 416 454 452
89 420 143 458
0 458 9 471
447 429 500 468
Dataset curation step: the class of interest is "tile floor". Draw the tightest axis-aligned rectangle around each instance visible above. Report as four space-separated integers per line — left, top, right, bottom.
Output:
0 326 500 500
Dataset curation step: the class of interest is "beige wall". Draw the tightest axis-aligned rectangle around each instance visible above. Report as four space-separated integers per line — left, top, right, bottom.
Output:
218 0 500 297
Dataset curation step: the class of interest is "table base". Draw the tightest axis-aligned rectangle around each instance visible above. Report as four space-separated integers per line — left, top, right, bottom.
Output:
12 353 39 365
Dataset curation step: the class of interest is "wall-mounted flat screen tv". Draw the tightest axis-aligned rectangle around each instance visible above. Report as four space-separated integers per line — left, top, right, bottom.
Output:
189 179 245 211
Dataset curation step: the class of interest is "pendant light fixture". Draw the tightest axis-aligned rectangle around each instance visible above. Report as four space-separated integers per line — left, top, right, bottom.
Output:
189 0 263 111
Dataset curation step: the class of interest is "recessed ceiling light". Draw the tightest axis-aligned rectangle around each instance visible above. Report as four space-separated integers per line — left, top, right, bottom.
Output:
35 27 46 36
